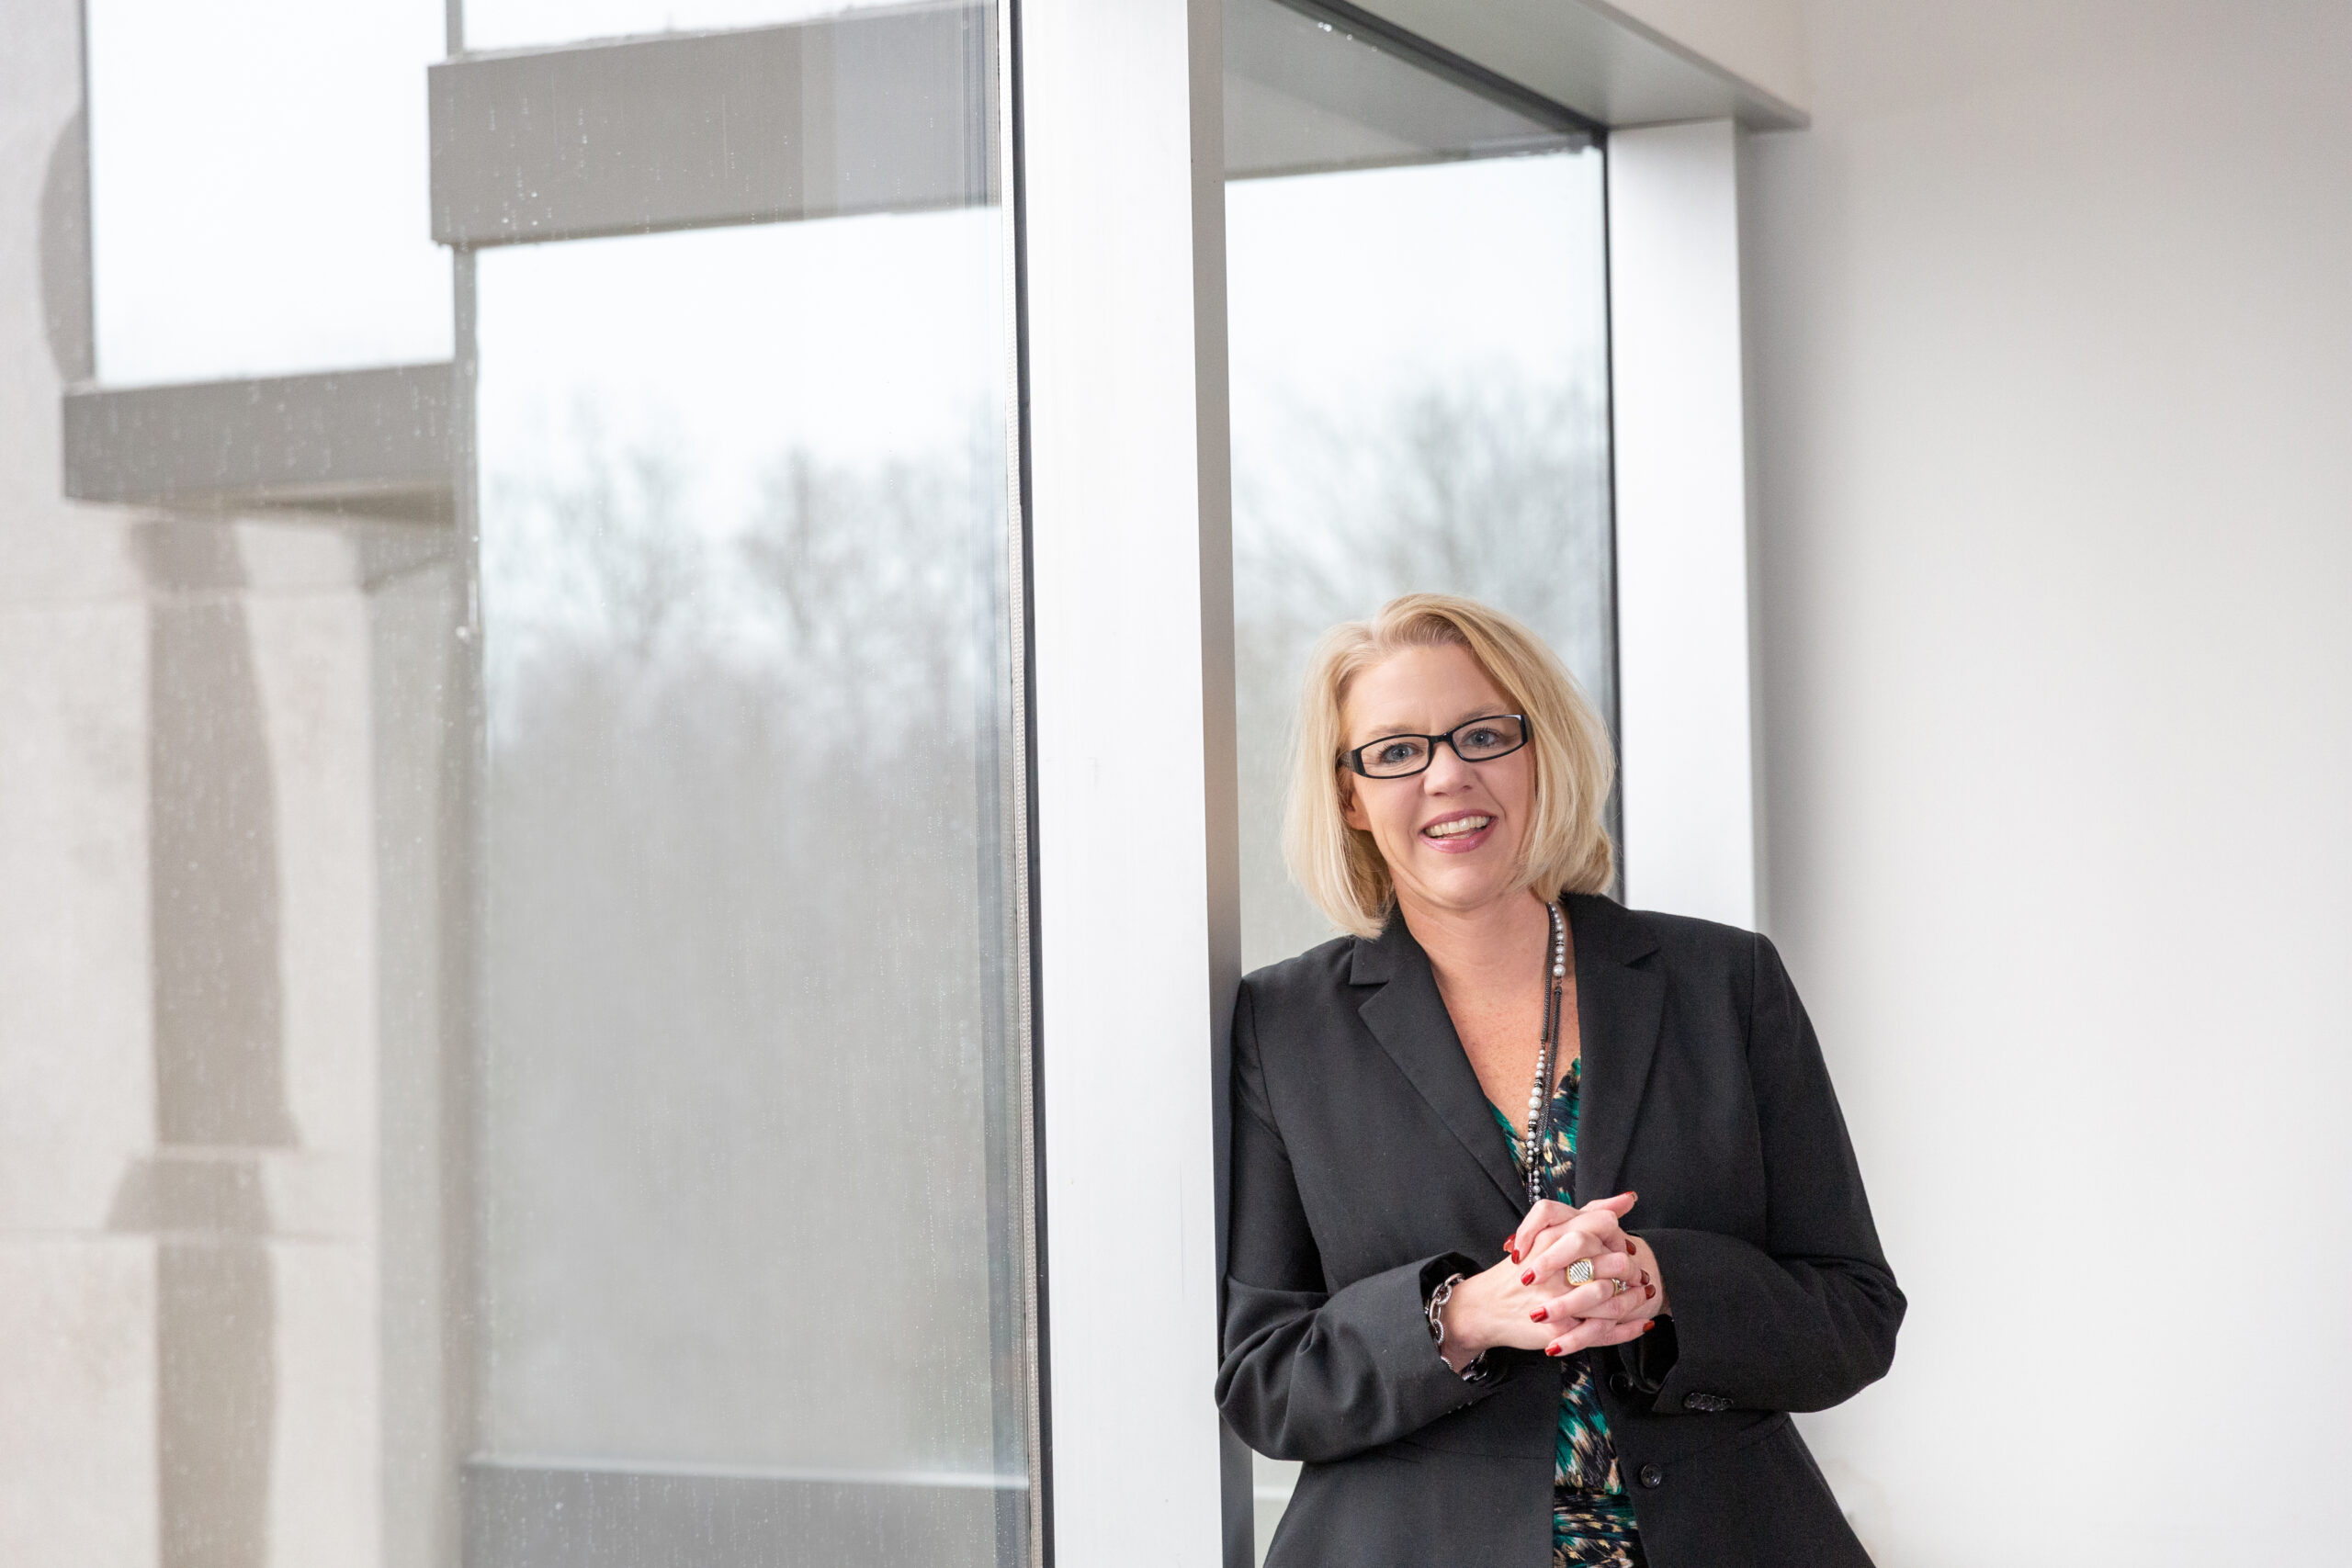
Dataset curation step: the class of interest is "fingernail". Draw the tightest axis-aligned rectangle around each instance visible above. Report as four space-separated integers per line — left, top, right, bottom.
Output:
1640 1271 1650 1285
1645 1284 1656 1299
1521 1271 1534 1286
1641 1320 1657 1334
1530 1308 1547 1323
1545 1345 1565 1357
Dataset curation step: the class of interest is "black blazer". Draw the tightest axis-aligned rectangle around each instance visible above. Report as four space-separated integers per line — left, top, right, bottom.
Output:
1217 893 1903 1568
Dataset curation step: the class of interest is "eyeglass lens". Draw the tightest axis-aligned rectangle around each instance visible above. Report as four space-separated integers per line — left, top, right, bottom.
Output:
1357 716 1526 777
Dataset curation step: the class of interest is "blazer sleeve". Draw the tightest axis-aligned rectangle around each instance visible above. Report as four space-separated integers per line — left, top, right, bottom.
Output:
1626 933 1905 1416
1216 980 1513 1462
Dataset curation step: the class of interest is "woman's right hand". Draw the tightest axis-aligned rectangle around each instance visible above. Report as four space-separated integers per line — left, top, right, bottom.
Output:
1434 1252 1566 1369
1434 1193 1643 1370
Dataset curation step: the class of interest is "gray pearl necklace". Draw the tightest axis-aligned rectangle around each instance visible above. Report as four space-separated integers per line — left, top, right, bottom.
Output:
1523 899 1568 1207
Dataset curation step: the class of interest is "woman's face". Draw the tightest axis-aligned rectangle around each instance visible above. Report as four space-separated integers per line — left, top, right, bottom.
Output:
1339 643 1535 919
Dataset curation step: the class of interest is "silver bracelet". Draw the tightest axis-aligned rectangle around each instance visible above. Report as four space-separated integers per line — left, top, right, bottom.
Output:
1425 1272 1464 1348
1425 1273 1491 1381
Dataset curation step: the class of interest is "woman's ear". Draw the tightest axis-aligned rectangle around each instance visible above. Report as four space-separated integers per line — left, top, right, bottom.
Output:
1339 773 1370 833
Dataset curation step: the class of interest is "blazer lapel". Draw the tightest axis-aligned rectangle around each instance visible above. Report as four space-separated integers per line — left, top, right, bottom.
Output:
1566 893 1665 1206
1351 919 1529 1215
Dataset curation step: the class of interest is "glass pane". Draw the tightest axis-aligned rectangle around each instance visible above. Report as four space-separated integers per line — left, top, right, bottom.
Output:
1226 31 1612 976
472 201 1030 1567
85 0 450 385
464 0 922 52
1223 6 1613 1550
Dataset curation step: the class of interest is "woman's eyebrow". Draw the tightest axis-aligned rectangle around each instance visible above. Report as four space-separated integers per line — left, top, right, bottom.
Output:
1351 708 1503 739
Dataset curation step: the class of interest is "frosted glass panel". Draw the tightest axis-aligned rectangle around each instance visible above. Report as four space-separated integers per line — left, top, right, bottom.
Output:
85 0 450 385
474 209 1021 1499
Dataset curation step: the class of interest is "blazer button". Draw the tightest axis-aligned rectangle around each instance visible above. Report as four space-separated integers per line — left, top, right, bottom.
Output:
1682 1391 1731 1413
1608 1372 1635 1396
1636 1463 1664 1489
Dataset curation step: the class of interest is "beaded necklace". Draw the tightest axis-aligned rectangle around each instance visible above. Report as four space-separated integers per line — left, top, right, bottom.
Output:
1523 898 1568 1206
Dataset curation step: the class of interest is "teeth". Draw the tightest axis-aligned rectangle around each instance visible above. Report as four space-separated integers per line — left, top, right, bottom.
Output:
1424 815 1491 839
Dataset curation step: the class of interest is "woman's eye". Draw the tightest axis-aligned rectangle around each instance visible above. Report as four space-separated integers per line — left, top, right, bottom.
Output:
1463 727 1500 748
1377 740 1422 764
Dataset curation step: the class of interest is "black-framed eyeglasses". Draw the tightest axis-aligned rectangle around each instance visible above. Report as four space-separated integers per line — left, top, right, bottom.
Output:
1340 714 1531 779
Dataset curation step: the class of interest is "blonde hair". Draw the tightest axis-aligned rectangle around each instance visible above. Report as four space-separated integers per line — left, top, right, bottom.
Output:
1283 593 1616 939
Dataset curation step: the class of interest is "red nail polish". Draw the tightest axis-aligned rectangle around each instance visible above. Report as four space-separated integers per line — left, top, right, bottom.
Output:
1645 1284 1657 1300
1545 1345 1565 1357
1521 1271 1534 1286
1641 1320 1657 1334
1641 1271 1650 1285
1531 1308 1547 1323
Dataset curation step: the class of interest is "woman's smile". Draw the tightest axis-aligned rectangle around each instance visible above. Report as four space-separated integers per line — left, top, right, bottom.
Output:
1420 809 1498 852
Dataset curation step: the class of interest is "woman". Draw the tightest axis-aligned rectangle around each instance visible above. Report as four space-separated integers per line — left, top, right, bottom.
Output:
1218 594 1902 1568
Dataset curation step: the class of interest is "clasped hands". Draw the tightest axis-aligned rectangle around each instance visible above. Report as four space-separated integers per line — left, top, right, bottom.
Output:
1435 1192 1668 1372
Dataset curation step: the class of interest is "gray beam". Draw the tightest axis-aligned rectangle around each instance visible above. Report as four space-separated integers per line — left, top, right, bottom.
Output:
1348 0 1807 130
62 363 456 523
1227 0 1591 182
429 4 996 248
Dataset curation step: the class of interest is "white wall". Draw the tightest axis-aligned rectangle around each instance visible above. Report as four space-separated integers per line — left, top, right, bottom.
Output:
1743 3 2352 1563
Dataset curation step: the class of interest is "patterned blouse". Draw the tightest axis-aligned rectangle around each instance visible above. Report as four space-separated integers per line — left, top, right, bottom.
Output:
1491 1057 1645 1568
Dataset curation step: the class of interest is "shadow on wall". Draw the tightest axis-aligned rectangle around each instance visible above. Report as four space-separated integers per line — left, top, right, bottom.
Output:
91 513 462 1568
107 522 289 1568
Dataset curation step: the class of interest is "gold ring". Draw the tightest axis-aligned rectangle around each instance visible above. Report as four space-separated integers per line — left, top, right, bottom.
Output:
1566 1258 1595 1286
1611 1278 1629 1297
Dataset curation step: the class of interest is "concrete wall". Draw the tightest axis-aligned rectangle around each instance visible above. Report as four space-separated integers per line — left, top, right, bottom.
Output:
1744 3 2352 1562
0 4 462 1563
1 5 164 1559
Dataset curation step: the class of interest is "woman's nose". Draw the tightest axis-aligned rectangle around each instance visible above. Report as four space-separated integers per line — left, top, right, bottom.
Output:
1422 743 1476 788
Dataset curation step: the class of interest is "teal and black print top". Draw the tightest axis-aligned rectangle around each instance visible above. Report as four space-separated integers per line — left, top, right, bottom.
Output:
1491 1056 1645 1568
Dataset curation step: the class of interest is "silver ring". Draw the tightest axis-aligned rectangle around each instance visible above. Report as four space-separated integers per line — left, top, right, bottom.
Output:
1566 1258 1595 1287
1611 1278 1629 1297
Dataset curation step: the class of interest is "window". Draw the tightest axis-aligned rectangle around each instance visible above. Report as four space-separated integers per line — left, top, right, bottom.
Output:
1225 0 1615 972
85 0 449 384
454 11 1037 1565
471 211 1035 1566
1222 0 1615 1549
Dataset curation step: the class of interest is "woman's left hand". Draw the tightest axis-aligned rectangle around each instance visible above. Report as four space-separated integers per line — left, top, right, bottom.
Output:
1517 1198 1669 1356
